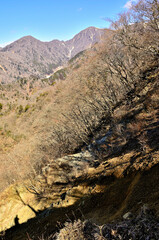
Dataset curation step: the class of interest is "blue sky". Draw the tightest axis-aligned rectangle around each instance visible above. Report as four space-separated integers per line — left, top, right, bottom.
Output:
0 0 134 47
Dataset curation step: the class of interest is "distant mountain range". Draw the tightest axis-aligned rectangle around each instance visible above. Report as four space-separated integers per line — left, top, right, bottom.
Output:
0 27 105 83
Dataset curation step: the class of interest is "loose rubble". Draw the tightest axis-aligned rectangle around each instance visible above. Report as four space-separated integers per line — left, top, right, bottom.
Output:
55 206 159 240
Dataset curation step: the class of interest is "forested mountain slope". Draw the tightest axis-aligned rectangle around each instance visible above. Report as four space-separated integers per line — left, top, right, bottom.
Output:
0 27 105 83
0 0 159 239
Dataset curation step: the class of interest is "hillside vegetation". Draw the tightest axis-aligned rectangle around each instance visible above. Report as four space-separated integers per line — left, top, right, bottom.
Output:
0 0 158 190
0 0 159 239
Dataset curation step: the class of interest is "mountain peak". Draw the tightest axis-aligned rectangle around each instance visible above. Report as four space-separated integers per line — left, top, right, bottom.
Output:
21 35 38 40
0 27 106 82
16 35 41 43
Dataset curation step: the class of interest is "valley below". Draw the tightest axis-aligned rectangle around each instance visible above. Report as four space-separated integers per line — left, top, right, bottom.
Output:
0 0 159 239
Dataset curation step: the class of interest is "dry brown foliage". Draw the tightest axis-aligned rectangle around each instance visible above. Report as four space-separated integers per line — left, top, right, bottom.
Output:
0 0 158 191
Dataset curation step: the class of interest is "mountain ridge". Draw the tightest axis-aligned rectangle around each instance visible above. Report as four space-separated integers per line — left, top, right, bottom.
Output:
0 26 103 49
0 27 106 83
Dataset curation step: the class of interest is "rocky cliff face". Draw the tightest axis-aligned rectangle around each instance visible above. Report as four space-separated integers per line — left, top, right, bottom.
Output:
0 27 105 83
